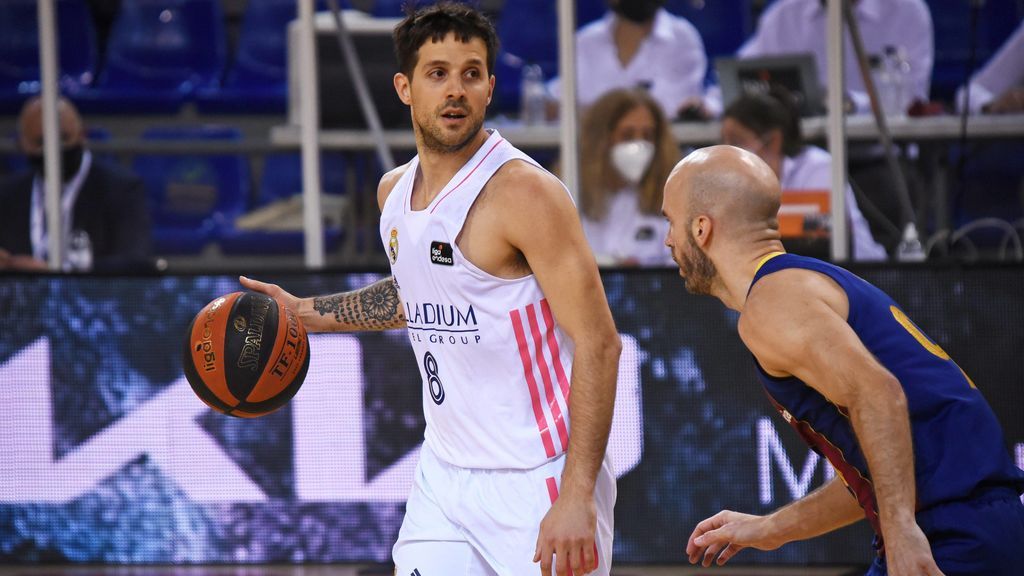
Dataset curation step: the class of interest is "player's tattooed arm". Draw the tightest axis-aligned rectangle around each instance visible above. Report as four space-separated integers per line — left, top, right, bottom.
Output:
309 276 406 332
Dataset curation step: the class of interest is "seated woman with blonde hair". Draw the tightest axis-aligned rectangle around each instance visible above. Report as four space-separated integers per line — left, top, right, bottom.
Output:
579 88 680 266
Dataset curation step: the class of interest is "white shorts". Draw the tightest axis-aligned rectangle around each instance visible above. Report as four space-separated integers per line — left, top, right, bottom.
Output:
393 443 616 576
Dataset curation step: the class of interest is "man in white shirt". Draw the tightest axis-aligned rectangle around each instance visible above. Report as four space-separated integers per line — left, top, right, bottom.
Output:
957 20 1024 115
725 0 932 253
737 0 934 114
721 91 888 261
549 0 707 118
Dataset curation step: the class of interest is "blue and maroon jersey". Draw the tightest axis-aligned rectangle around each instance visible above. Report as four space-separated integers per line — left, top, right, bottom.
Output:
748 253 1024 539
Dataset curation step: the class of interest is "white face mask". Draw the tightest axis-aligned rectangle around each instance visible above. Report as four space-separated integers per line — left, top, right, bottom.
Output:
610 140 656 186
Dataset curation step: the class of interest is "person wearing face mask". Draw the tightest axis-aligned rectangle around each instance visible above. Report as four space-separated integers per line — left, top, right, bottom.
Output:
579 88 679 266
0 96 151 272
707 0 933 253
721 90 887 261
549 0 708 119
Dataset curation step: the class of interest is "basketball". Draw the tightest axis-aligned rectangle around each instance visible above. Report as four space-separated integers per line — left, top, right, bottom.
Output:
182 291 310 418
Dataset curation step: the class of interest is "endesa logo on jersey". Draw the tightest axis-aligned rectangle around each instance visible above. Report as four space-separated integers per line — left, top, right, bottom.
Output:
430 241 454 266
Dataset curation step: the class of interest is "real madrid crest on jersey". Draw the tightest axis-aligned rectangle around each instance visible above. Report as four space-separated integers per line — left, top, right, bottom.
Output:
388 227 399 263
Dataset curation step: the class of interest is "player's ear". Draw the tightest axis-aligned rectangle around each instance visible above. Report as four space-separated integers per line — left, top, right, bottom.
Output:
692 214 712 248
487 74 495 106
394 73 412 105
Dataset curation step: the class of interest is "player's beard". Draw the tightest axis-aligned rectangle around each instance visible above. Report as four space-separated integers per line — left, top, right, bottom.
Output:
677 232 717 296
415 99 484 154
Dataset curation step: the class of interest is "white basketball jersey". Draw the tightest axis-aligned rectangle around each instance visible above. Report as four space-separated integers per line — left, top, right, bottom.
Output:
379 130 576 470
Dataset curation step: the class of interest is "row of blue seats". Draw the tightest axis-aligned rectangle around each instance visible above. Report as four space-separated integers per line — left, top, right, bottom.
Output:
0 125 362 256
1 0 1019 117
0 0 298 115
136 126 342 255
0 0 751 116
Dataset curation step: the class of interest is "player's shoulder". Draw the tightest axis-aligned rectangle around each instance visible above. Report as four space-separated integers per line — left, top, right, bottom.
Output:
481 159 575 228
489 159 566 198
377 160 414 210
740 269 798 334
742 265 848 334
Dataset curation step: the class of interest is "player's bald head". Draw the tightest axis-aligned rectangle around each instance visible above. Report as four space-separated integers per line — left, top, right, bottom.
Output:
664 145 781 232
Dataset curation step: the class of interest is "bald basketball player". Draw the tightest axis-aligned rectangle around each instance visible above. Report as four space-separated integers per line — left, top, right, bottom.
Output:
663 146 1024 575
241 4 618 576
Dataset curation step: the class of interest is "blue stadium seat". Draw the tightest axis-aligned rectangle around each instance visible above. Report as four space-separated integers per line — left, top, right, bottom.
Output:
665 0 754 63
948 142 1024 249
259 152 348 203
218 152 347 255
196 0 351 113
0 0 97 114
576 0 608 27
75 0 226 114
196 0 293 113
87 127 110 141
493 0 559 115
372 0 433 17
372 0 406 17
927 0 1022 103
132 126 249 255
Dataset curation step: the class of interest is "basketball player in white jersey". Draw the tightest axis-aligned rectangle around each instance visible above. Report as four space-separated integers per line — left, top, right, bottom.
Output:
240 3 620 575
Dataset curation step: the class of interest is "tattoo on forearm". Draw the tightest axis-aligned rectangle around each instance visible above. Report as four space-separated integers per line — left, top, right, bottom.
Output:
312 277 405 330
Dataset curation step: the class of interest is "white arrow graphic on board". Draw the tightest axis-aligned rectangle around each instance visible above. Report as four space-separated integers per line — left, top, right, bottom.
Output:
0 333 643 504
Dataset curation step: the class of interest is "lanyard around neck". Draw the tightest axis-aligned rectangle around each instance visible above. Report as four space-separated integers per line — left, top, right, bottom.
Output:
30 149 93 261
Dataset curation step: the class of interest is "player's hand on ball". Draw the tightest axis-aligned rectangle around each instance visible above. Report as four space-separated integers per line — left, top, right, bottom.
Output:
686 510 780 567
534 493 598 576
240 276 301 315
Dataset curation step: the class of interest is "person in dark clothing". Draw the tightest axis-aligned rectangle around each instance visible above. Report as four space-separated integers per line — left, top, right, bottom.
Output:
0 96 151 272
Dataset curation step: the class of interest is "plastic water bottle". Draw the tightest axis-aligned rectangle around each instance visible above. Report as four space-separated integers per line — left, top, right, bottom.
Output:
883 45 910 118
896 223 926 262
65 229 93 272
871 53 900 118
520 64 546 126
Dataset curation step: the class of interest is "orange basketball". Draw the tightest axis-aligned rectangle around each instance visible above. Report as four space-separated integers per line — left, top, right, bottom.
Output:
182 291 310 418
